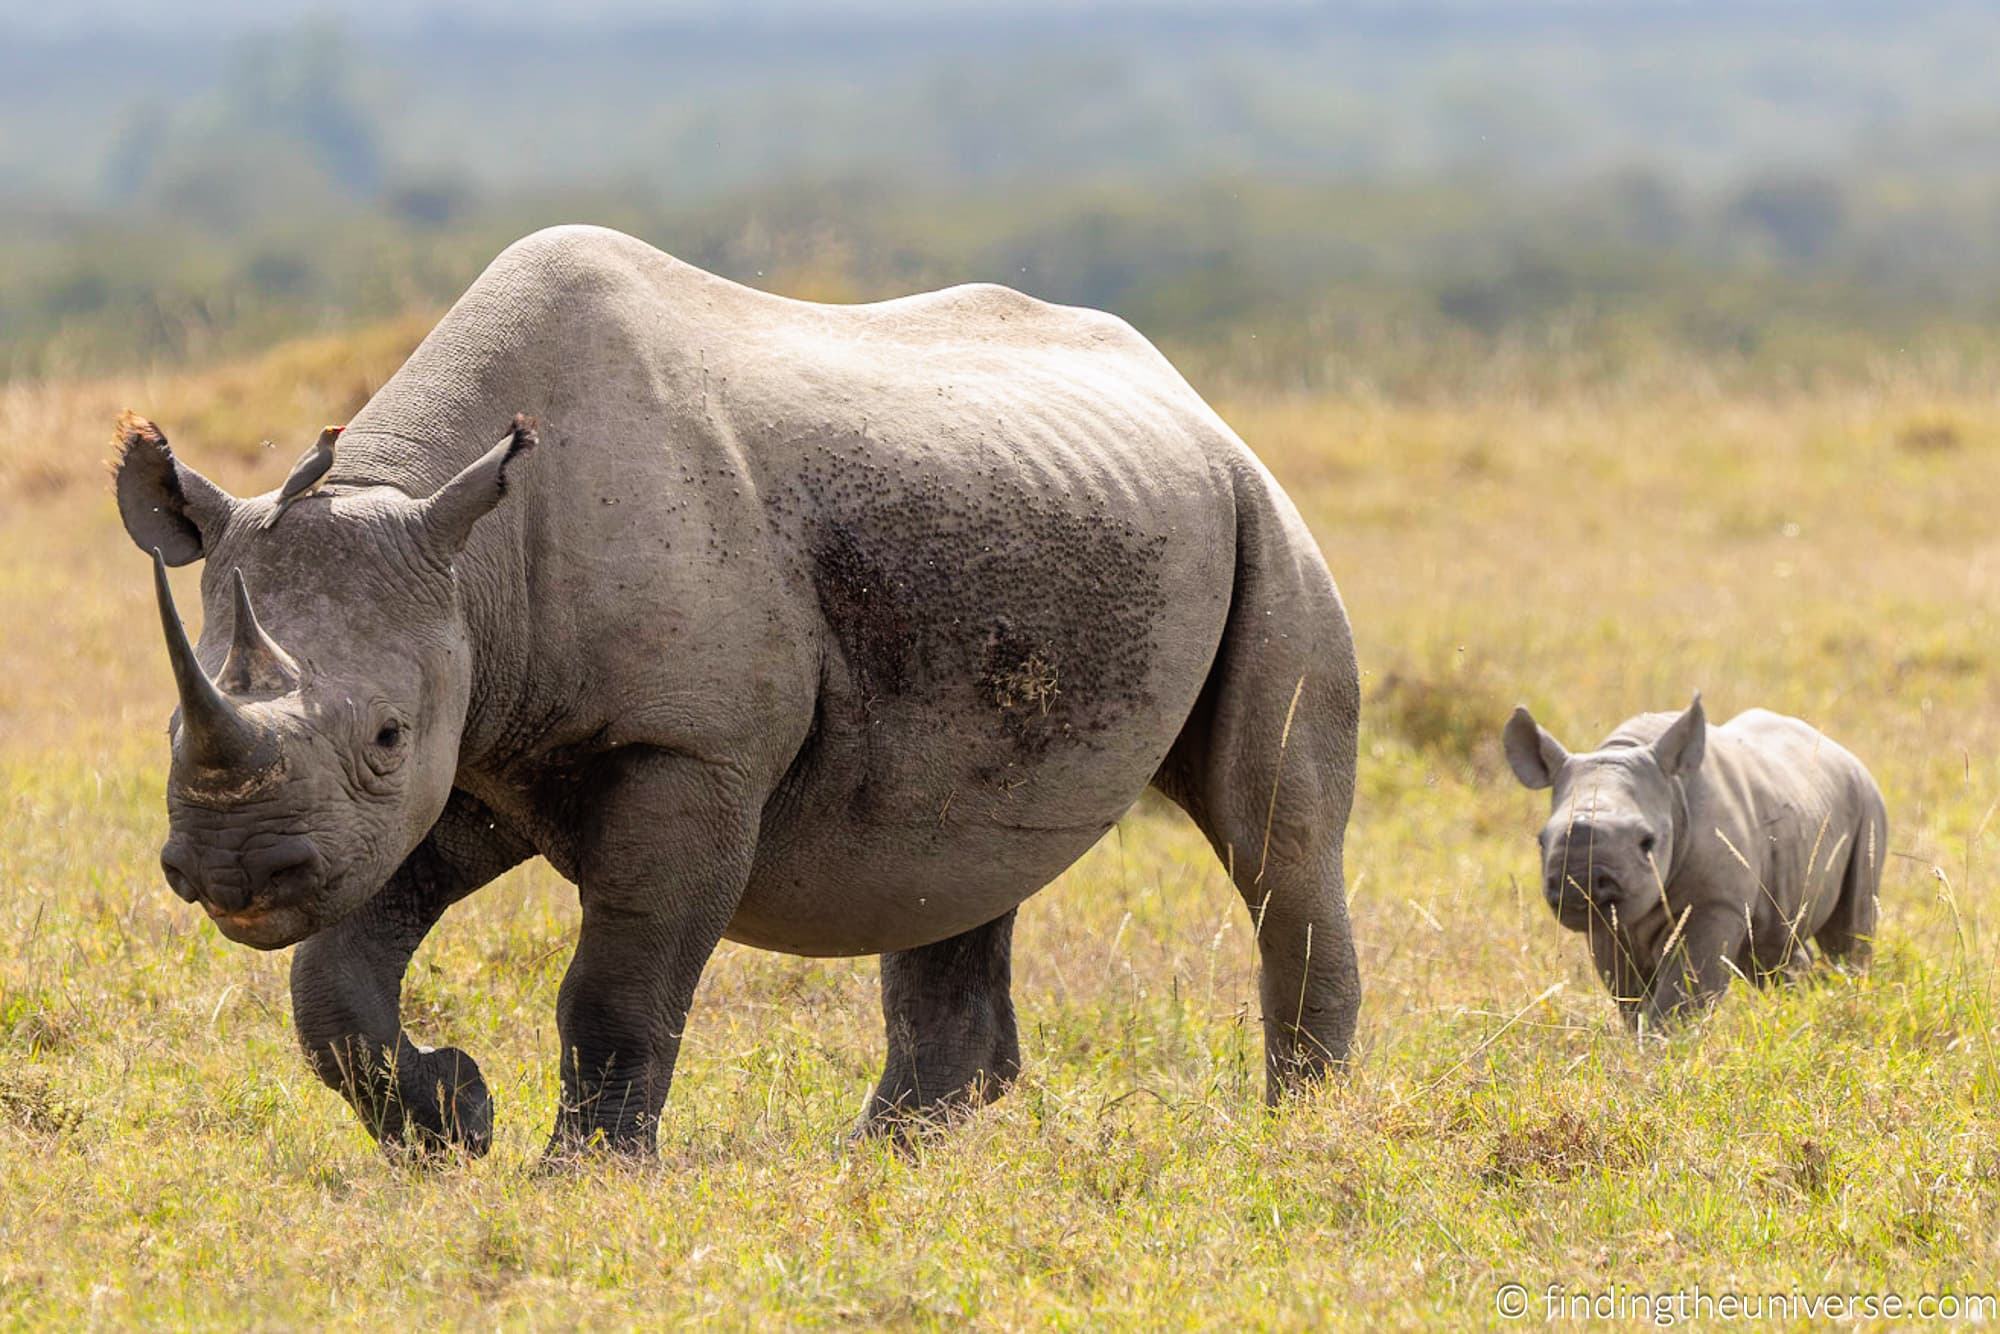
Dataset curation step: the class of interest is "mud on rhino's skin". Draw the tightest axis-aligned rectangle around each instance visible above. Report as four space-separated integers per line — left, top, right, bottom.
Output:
113 224 1363 1159
1505 694 1887 1029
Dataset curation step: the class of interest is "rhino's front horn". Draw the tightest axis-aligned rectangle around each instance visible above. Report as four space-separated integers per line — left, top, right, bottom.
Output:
152 551 270 768
218 569 300 696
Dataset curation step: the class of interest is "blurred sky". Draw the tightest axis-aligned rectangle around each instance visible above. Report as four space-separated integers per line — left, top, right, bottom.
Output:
20 0 1315 35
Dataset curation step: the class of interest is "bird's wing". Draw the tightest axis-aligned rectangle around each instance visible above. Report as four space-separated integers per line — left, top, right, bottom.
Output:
278 426 342 503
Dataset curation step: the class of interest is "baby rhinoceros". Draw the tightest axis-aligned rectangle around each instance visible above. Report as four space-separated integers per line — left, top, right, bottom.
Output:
1503 694 1885 1028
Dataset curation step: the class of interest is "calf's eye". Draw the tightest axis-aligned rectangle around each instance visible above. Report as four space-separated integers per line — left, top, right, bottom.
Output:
1639 834 1657 855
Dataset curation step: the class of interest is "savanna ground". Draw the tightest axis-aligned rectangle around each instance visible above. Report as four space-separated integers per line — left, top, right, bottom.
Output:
1 320 1997 1327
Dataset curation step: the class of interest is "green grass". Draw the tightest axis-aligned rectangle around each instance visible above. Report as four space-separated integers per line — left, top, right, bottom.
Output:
2 328 1998 1325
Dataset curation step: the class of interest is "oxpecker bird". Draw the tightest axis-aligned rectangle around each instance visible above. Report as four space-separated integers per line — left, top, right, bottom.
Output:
261 425 342 530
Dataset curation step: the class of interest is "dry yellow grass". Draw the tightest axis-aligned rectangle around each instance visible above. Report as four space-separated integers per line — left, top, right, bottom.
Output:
1 323 1997 1325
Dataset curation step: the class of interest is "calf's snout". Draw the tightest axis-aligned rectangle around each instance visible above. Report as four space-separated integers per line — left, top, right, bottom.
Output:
1540 822 1643 923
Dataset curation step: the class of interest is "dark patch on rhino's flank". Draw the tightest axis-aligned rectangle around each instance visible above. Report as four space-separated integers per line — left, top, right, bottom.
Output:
810 522 916 699
783 438 1167 766
979 621 1073 757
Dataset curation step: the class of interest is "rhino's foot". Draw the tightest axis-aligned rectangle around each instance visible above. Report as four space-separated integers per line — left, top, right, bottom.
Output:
535 1119 661 1172
1262 1031 1345 1106
1635 992 1721 1036
539 1075 666 1168
381 1045 493 1160
853 1053 1020 1144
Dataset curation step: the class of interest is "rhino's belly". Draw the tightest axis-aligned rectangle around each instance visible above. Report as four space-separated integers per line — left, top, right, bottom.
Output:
726 814 1119 956
732 680 1184 960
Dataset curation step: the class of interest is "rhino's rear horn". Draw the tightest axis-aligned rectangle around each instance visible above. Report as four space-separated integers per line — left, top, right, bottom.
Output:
218 569 301 696
152 551 270 768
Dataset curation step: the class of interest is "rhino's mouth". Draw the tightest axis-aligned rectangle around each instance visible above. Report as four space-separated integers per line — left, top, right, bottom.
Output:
1548 892 1599 932
1545 872 1616 931
207 900 316 950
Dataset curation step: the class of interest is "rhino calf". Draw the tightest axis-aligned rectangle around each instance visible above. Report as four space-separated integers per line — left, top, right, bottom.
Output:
1503 694 1885 1027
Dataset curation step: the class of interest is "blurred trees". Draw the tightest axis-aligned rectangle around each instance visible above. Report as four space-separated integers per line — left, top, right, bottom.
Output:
5 7 2000 391
101 21 381 228
9 165 2000 394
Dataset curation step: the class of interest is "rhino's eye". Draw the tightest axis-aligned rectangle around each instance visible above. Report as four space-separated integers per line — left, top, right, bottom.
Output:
1639 834 1657 856
363 716 409 779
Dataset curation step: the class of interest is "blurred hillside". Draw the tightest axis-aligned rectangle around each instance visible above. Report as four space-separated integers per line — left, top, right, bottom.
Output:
5 2 2000 391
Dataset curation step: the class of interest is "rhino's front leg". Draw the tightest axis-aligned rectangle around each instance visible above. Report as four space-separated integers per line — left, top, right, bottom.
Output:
548 750 755 1159
1641 904 1747 1030
289 791 530 1156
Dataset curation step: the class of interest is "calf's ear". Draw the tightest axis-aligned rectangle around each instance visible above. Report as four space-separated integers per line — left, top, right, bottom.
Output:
417 414 538 555
1654 691 1707 777
111 413 238 566
1503 705 1569 790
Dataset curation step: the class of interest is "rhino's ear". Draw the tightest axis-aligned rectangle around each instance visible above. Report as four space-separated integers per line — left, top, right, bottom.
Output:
1503 705 1568 790
111 413 238 566
1654 691 1707 777
417 415 539 555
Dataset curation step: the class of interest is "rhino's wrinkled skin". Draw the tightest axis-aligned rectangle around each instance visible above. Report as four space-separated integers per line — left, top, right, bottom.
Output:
1504 695 1885 1028
115 225 1362 1157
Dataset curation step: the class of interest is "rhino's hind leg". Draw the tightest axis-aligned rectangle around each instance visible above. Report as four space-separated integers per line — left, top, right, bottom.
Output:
1151 504 1363 1101
1815 808 1885 970
1161 738 1362 1099
857 909 1021 1139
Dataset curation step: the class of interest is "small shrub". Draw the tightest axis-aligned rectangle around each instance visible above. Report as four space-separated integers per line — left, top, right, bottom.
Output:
1788 1137 1834 1198
1485 1108 1635 1183
1894 417 1961 453
1369 652 1514 772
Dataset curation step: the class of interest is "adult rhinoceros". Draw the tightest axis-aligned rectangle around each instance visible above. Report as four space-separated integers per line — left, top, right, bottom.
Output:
114 225 1360 1158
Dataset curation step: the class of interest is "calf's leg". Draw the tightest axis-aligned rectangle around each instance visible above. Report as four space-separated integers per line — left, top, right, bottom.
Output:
1642 904 1748 1029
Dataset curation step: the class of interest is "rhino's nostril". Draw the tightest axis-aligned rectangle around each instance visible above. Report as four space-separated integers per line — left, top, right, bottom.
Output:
160 846 201 904
242 837 320 902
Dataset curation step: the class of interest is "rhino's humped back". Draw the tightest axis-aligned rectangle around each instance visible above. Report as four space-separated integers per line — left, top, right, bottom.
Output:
1708 709 1877 831
331 226 738 496
332 224 1222 492
1658 709 1877 934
